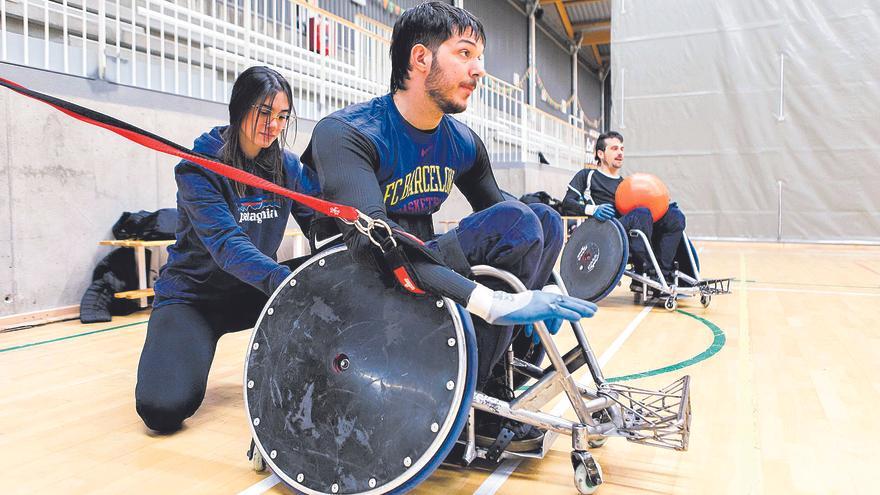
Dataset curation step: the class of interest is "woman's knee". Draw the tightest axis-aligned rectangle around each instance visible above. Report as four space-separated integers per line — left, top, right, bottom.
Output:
135 387 201 433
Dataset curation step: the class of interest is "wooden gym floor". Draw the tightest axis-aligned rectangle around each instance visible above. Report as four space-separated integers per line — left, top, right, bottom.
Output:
1 241 878 494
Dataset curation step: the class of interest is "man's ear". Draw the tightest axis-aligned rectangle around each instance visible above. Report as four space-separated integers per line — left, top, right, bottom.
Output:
410 44 433 77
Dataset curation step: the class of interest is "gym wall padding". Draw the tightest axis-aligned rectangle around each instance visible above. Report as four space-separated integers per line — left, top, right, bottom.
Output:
610 0 880 243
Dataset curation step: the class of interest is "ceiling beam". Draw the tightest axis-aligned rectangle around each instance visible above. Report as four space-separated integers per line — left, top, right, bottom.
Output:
553 1 575 40
578 29 610 46
591 44 603 66
572 19 610 32
539 0 607 6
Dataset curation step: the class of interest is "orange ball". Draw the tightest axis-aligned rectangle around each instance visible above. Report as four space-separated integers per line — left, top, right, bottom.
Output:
615 173 670 222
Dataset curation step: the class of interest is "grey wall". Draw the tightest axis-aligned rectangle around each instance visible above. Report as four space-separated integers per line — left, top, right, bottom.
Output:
466 0 528 85
0 63 315 317
322 0 425 26
578 63 601 125
534 28 572 117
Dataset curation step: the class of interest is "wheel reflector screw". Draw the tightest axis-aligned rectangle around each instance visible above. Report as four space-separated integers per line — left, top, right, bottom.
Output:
403 456 412 467
297 473 304 483
319 259 326 267
369 478 377 488
253 418 260 426
447 338 456 347
431 422 439 433
446 381 454 390
290 279 297 287
267 307 274 315
436 300 444 308
270 450 277 459
331 483 339 493
247 380 254 389
253 343 259 350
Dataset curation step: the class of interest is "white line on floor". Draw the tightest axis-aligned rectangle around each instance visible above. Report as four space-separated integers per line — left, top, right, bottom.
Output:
746 286 880 297
237 473 280 495
473 304 655 495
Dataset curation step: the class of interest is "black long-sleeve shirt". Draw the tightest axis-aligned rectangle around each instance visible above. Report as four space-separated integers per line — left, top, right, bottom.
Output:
301 95 505 304
561 168 623 216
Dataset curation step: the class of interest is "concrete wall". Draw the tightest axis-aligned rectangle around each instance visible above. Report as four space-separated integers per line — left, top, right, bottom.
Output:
0 63 315 318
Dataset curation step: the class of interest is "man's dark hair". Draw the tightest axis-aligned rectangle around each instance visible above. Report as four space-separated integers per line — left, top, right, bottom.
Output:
594 130 624 162
389 1 486 94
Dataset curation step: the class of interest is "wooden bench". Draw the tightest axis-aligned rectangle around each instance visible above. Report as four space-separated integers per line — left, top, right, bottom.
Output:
99 230 306 308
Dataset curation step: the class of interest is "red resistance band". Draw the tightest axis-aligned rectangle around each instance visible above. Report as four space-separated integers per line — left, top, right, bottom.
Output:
0 77 433 295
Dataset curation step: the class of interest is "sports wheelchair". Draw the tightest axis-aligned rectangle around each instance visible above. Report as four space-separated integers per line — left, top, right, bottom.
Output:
243 244 691 494
561 217 732 311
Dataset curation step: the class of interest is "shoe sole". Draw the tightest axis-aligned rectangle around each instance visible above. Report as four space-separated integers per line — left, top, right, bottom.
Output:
475 433 545 453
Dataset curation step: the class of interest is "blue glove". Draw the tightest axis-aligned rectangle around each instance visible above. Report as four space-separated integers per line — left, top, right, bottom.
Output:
593 203 616 222
523 317 563 345
491 290 598 326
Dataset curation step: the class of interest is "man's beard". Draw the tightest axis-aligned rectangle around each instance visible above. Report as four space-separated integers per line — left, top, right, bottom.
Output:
425 62 473 115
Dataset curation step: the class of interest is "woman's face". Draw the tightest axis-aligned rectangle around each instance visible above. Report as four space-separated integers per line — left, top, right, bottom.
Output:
239 91 291 156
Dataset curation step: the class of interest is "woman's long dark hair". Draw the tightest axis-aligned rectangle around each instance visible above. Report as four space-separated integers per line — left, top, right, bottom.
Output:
221 66 296 198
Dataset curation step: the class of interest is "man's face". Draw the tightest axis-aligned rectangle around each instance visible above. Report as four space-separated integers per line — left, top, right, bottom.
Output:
425 30 486 114
599 138 624 169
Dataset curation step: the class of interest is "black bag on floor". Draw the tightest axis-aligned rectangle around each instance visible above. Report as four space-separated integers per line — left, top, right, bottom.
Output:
519 191 564 215
79 248 150 323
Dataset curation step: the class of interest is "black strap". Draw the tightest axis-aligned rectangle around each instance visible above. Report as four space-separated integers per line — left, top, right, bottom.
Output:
486 427 515 462
434 229 474 278
486 421 536 462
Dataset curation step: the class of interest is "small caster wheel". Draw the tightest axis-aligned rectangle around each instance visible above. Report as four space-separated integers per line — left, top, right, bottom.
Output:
248 439 267 473
700 294 711 308
571 451 603 494
664 297 677 311
252 447 267 472
587 436 608 449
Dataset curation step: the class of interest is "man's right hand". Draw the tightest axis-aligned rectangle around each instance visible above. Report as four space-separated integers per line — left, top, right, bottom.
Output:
593 203 616 222
466 285 597 327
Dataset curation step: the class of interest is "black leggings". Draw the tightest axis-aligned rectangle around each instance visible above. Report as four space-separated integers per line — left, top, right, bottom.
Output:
134 289 267 432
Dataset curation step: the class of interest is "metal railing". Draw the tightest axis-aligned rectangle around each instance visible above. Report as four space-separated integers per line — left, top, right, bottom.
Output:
1 0 595 169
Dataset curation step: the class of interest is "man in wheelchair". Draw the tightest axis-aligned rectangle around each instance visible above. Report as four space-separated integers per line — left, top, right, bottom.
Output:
301 1 596 454
561 131 687 293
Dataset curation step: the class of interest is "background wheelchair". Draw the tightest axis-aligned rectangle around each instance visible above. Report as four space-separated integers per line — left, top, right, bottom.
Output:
243 245 692 494
561 217 732 310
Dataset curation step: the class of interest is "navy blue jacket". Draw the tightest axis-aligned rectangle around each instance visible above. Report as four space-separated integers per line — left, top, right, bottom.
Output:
154 126 316 307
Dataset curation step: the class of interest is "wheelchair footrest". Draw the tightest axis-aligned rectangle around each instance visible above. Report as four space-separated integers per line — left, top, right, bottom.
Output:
600 375 692 451
697 278 732 295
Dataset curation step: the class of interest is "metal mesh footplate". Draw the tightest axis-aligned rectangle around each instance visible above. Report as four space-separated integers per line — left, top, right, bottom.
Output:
245 246 476 495
698 278 732 295
601 376 691 451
